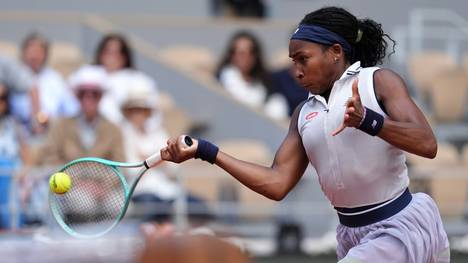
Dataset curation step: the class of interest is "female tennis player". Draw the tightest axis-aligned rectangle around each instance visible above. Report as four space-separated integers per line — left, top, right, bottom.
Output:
162 7 450 263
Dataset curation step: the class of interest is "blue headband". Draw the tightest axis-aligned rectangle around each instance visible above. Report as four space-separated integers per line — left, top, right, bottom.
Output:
291 24 352 54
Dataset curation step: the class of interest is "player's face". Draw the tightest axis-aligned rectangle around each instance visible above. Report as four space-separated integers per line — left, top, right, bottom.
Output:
289 39 336 95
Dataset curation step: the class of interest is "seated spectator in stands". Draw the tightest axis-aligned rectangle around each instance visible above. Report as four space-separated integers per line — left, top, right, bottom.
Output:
94 33 158 124
37 65 124 165
0 84 30 229
120 75 210 223
15 32 79 135
120 74 176 222
215 30 288 120
211 0 266 19
270 65 308 116
0 54 40 134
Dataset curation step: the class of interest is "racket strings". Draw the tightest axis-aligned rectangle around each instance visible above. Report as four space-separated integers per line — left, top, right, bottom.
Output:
51 161 127 235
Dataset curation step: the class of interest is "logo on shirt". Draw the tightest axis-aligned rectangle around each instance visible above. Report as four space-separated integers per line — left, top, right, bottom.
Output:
305 112 319 120
372 120 377 129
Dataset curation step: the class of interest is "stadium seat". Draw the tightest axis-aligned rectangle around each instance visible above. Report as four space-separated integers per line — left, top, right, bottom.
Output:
462 144 468 164
428 67 468 123
270 48 290 71
406 142 460 167
158 91 194 136
49 42 84 78
217 139 276 219
407 51 457 102
0 41 18 59
159 45 215 78
463 53 468 76
179 161 223 204
408 143 466 219
430 165 468 219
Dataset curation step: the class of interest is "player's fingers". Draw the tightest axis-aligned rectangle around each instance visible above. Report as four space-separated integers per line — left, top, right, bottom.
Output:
346 106 355 114
332 123 346 136
342 114 353 127
160 147 173 161
166 143 178 160
169 140 179 154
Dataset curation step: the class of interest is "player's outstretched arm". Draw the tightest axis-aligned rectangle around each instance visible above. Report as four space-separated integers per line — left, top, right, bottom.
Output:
161 105 309 201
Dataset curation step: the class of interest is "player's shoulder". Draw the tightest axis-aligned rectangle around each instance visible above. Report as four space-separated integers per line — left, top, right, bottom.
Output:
372 68 405 84
372 68 409 99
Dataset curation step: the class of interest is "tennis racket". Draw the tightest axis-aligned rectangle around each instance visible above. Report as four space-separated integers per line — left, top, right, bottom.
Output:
49 135 193 238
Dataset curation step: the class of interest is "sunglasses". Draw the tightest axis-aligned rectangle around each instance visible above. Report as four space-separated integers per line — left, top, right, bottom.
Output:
77 90 102 100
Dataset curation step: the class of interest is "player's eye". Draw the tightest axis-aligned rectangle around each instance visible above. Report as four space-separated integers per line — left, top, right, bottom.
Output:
297 56 308 65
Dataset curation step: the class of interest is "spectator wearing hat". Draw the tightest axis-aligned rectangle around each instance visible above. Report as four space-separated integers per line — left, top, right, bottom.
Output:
121 75 210 223
36 65 125 165
120 75 178 222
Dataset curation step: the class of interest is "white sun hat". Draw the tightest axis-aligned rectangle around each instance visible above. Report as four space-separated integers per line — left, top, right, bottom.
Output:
68 65 107 91
120 72 158 110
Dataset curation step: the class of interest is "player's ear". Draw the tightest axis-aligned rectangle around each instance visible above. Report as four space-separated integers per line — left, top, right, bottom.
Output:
328 43 344 60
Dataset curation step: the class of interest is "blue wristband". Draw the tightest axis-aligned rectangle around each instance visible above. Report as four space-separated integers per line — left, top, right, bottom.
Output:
358 107 384 136
195 139 219 164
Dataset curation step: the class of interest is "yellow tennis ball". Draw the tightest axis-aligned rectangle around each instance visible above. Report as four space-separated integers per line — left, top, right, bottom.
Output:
50 172 72 194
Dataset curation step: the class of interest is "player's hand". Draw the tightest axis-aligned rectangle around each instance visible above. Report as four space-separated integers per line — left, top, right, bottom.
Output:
161 135 198 163
332 79 365 136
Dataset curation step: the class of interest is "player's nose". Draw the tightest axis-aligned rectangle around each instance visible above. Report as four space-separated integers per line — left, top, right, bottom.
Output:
295 69 304 79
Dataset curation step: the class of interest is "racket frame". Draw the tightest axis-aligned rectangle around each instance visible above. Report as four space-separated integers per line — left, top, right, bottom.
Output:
49 136 192 238
49 157 149 238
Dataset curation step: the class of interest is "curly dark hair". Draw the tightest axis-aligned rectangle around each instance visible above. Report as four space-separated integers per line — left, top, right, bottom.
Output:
300 6 396 67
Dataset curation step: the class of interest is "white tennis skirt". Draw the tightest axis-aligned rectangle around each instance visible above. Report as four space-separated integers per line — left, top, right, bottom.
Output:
336 193 450 263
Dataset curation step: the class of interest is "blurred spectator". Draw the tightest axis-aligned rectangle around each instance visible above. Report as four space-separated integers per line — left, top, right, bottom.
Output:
0 84 30 229
0 54 40 134
120 75 210 223
215 30 288 120
136 233 249 263
36 65 124 165
270 66 308 116
95 33 134 73
120 74 176 222
12 32 79 137
94 33 158 124
211 0 266 18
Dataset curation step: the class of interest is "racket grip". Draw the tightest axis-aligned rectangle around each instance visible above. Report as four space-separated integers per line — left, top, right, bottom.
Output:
144 152 163 168
145 136 193 168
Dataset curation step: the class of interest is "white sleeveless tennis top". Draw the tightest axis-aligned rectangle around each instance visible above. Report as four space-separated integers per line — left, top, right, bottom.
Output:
298 61 409 208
